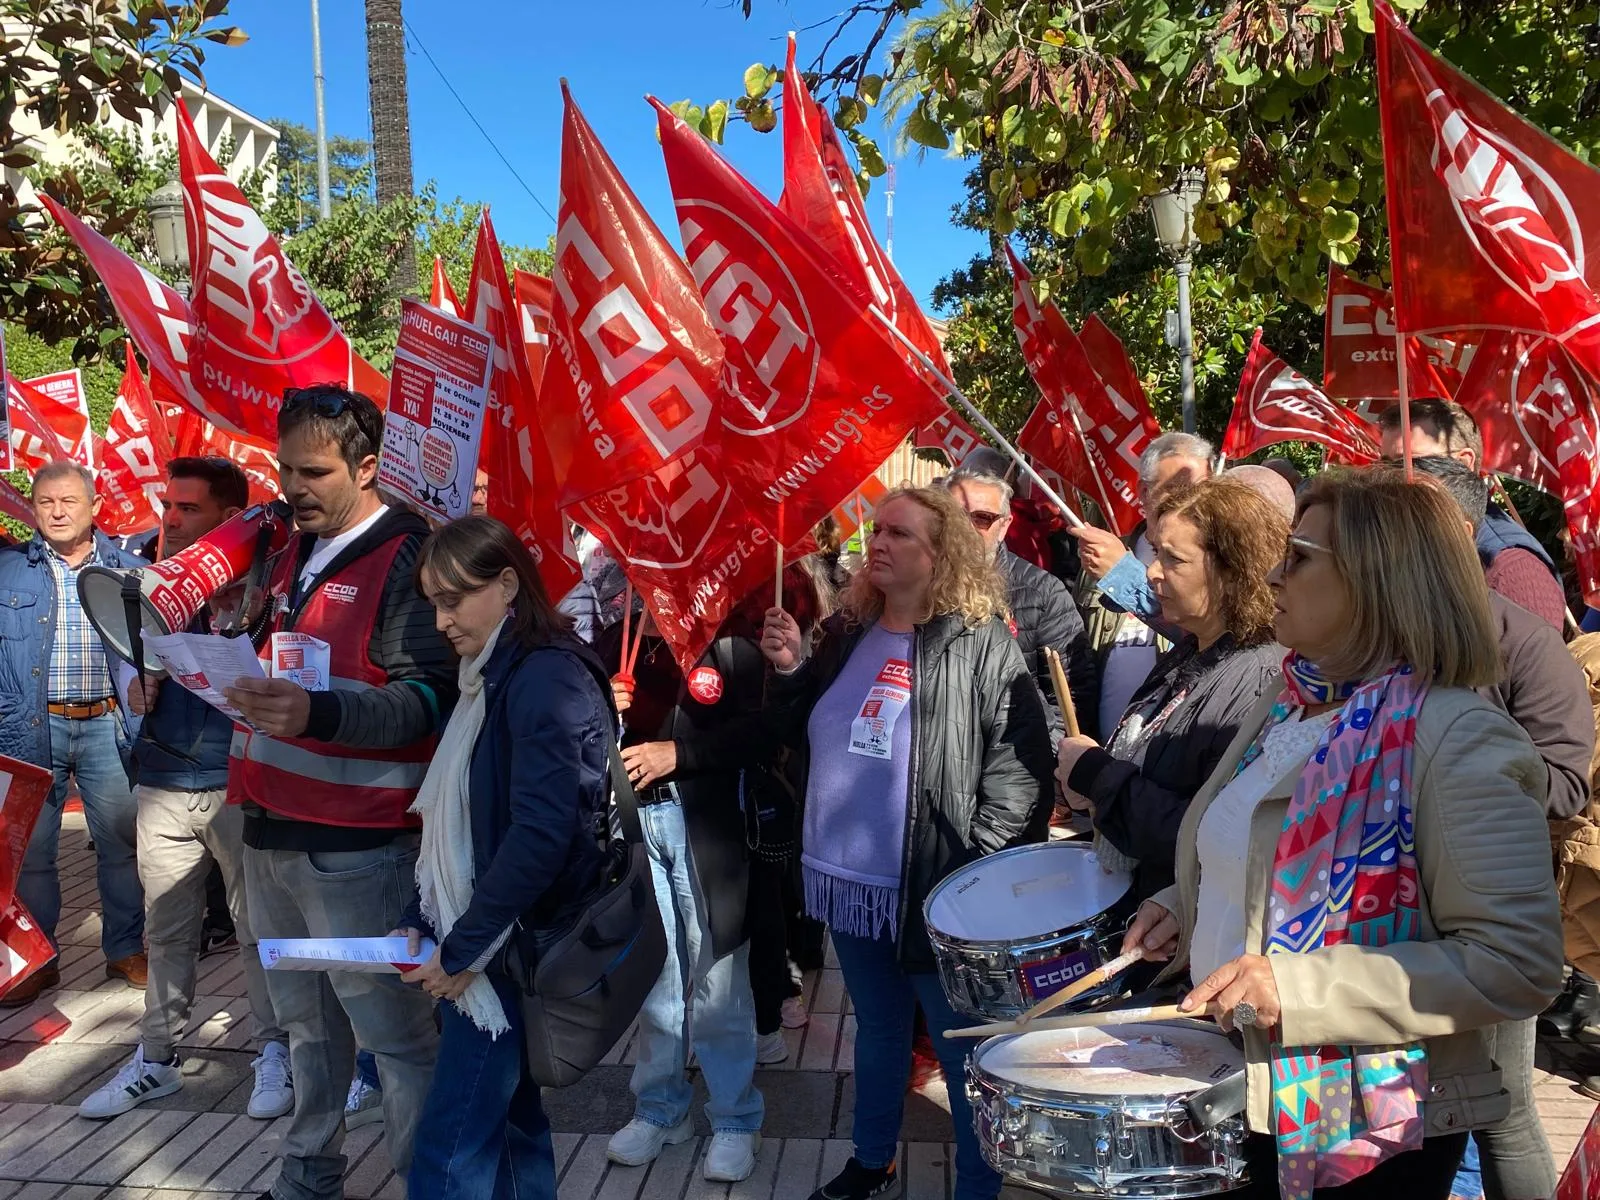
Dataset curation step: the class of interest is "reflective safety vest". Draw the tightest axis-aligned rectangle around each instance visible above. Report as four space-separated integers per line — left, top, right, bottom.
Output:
228 533 432 828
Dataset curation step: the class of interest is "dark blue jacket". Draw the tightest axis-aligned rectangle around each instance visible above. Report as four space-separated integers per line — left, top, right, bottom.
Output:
130 620 234 792
1478 505 1558 576
0 529 144 768
403 635 615 976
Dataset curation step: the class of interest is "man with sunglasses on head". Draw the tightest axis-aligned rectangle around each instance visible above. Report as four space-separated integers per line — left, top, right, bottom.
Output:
79 457 292 1123
940 461 1097 808
223 387 456 1200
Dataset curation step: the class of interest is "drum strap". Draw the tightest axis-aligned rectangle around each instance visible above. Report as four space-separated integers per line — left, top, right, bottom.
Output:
1183 1068 1247 1132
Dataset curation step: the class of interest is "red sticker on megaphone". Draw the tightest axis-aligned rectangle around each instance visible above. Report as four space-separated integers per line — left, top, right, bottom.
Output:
687 666 723 705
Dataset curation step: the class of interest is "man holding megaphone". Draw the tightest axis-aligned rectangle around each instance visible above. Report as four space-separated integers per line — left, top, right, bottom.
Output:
77 457 294 1125
223 387 457 1200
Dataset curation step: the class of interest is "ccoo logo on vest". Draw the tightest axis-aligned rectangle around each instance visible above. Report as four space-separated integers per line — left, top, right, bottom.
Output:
75 501 294 673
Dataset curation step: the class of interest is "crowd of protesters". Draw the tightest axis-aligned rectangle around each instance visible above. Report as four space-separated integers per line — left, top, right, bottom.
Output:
0 388 1587 1200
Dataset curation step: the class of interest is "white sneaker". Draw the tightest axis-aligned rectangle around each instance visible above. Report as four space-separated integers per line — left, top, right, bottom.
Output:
79 1047 182 1119
781 995 810 1029
756 1030 789 1065
247 1041 294 1119
345 1076 385 1129
704 1130 761 1182
606 1115 693 1166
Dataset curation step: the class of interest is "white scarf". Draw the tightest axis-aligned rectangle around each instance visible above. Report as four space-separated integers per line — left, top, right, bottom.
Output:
411 617 511 1036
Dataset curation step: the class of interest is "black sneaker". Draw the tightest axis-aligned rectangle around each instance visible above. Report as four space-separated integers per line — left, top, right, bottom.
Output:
199 925 239 959
810 1158 900 1200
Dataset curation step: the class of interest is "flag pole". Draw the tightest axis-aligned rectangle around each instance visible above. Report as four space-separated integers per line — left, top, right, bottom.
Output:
1395 331 1415 480
619 582 634 678
774 542 785 611
871 310 1085 528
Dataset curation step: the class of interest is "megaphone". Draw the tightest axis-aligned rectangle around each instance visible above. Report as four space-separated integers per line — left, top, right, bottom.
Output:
79 500 295 672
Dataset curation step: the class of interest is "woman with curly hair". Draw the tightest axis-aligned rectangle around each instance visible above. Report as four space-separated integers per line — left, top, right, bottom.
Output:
761 487 1055 1200
1057 476 1289 904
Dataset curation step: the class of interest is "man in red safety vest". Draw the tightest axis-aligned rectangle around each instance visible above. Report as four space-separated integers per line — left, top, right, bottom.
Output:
225 386 458 1200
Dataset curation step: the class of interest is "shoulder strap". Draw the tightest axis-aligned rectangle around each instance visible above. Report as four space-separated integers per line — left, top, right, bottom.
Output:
607 740 644 845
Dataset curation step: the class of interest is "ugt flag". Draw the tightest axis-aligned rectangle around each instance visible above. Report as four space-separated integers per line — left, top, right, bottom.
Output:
1223 329 1381 465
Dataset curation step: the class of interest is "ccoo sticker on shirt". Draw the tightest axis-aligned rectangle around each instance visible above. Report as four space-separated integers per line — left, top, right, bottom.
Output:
848 658 912 760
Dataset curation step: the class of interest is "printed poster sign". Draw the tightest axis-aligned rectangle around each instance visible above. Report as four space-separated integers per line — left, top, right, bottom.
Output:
378 299 494 522
22 369 92 467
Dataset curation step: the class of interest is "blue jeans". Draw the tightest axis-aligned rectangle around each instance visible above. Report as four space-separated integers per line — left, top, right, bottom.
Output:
17 712 143 960
355 1049 381 1090
832 930 1000 1200
409 973 555 1200
631 796 763 1133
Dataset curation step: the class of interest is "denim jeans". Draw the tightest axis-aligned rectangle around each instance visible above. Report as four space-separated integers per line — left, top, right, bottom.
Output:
831 930 999 1200
355 1049 381 1090
409 973 555 1200
631 796 763 1133
245 839 440 1200
1448 1018 1555 1200
17 712 143 960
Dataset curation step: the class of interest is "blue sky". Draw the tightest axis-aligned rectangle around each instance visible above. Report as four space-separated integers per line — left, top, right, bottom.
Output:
202 0 986 311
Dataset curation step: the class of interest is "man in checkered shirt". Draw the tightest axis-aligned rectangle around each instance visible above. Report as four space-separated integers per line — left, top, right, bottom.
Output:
0 461 149 1008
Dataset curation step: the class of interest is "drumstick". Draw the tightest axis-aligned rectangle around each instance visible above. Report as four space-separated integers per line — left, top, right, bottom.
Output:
1016 947 1145 1028
1044 647 1080 737
947 1001 1220 1040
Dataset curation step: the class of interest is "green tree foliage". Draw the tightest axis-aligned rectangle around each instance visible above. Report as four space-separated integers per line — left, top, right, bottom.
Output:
0 0 246 347
267 119 375 232
719 0 1600 440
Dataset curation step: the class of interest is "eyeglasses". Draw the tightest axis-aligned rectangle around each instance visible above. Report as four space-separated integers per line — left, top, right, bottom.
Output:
1281 534 1332 576
966 510 1004 532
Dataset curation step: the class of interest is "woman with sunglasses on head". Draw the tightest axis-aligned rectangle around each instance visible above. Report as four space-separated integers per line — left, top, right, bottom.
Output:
1122 469 1562 1198
761 486 1055 1200
396 516 616 1200
1056 477 1288 904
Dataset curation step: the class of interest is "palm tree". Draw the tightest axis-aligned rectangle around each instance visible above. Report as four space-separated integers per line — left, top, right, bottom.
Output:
365 0 416 290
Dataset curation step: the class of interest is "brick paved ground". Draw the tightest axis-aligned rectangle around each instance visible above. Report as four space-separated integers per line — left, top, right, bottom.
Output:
0 813 1591 1198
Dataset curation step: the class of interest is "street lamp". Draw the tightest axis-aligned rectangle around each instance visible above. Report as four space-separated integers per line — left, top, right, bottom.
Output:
145 178 190 295
1150 167 1205 434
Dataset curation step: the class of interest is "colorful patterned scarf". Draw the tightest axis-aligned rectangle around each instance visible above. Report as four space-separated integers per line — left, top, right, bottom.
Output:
1229 653 1430 1199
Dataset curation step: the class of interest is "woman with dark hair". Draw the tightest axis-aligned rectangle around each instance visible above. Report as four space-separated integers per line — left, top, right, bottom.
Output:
1125 469 1562 1197
1057 477 1289 902
396 515 615 1199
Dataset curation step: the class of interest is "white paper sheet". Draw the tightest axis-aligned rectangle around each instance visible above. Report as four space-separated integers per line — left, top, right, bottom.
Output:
144 632 265 726
269 632 331 692
259 936 438 974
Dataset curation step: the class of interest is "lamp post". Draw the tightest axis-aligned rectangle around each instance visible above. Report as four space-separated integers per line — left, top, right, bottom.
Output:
145 179 190 296
1150 167 1205 434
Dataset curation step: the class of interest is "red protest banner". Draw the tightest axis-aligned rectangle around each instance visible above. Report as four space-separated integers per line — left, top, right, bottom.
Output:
543 88 723 508
512 270 554 393
1224 329 1382 465
654 96 944 545
6 376 73 472
430 256 464 319
1079 314 1161 444
0 899 53 1002
1006 246 1142 534
1377 0 1600 385
1322 267 1466 400
97 345 174 537
0 753 53 911
22 370 92 467
169 407 281 507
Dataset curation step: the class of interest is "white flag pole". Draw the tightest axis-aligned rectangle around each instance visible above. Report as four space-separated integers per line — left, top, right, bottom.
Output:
870 309 1085 528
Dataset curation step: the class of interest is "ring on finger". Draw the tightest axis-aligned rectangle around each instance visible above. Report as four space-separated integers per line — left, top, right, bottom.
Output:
1232 1001 1259 1028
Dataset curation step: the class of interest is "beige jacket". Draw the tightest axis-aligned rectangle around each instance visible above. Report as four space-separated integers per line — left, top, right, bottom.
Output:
1152 680 1564 1136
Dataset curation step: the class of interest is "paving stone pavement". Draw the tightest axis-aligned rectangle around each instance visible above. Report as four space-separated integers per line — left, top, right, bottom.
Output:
0 814 1591 1198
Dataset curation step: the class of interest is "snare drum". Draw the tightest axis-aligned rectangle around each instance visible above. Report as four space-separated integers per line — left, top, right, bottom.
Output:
966 1022 1248 1196
924 842 1134 1021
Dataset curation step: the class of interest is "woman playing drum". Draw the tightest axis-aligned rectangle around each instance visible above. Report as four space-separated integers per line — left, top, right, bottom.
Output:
1121 469 1562 1199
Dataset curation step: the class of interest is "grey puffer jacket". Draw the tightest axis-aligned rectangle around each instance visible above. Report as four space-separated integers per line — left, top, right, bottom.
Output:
768 610 1056 970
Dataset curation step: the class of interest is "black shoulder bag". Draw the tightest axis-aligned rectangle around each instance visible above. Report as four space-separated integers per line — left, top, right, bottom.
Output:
503 739 668 1088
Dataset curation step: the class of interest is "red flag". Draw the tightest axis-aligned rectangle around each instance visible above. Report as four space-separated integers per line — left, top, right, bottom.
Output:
1322 267 1465 400
543 89 723 507
429 256 464 319
22 370 93 467
98 346 173 537
1377 1 1600 385
1079 315 1162 442
6 376 73 471
914 410 984 467
1224 329 1382 465
1005 246 1143 534
465 212 580 597
0 898 53 1002
0 482 33 531
175 100 383 440
40 195 273 442
512 270 554 394
0 754 53 911
170 409 281 506
653 96 944 543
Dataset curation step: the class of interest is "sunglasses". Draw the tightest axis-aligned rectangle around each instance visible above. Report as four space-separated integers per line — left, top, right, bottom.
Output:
966 510 1005 532
283 388 355 418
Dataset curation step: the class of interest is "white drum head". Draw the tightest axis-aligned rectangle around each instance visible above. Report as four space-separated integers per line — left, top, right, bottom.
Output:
974 1023 1242 1096
926 844 1130 942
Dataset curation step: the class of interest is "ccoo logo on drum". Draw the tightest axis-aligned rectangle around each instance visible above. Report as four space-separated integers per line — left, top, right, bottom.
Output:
1022 950 1098 999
